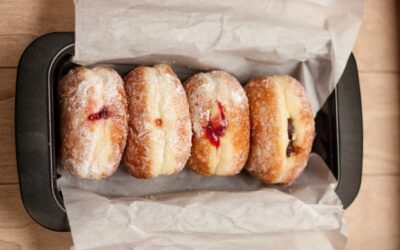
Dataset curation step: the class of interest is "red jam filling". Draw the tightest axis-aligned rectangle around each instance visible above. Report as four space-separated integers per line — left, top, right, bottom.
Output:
155 118 163 127
88 107 109 121
204 101 227 148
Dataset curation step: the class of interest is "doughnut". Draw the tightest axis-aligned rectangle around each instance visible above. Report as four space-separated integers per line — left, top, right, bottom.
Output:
58 66 128 179
184 71 250 176
123 64 192 178
244 75 315 184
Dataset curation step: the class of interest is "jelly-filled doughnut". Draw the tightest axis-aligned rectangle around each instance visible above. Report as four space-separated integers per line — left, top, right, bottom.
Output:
123 64 192 178
184 71 250 176
244 75 315 184
58 66 128 179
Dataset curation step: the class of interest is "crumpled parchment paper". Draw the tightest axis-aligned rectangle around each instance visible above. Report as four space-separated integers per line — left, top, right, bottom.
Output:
62 154 347 250
61 0 363 249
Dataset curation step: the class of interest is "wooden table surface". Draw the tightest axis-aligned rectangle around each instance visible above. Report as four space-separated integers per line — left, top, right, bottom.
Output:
0 0 398 249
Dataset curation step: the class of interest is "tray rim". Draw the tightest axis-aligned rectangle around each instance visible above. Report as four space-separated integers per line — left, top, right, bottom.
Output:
15 32 363 232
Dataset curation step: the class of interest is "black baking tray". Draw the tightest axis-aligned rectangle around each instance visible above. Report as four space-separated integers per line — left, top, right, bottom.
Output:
15 32 363 232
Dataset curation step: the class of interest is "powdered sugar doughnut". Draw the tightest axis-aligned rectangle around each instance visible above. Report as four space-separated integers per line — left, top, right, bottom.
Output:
123 64 192 178
58 66 128 179
184 71 250 176
244 75 315 184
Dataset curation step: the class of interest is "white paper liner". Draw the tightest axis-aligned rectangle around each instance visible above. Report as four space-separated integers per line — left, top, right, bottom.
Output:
74 0 363 113
62 0 363 249
62 155 347 250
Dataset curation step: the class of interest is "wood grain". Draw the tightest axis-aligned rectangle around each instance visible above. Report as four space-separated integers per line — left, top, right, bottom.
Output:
359 72 400 175
345 176 400 250
0 69 17 184
0 35 36 68
0 0 73 34
0 69 15 101
354 0 399 72
0 0 73 67
0 185 72 250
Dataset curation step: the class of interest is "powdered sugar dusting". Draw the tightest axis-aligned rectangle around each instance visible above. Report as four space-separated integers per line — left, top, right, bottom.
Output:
184 70 250 176
58 66 128 179
245 75 314 184
124 64 192 178
231 89 245 105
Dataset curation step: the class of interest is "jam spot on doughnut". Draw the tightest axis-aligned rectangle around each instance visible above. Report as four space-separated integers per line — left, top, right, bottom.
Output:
155 118 163 127
88 106 109 121
287 143 302 156
286 142 295 156
286 118 303 156
287 118 295 156
204 101 227 148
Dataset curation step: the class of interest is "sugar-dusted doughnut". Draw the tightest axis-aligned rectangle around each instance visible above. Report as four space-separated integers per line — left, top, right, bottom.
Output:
58 66 128 179
184 71 250 176
244 75 315 184
123 64 192 178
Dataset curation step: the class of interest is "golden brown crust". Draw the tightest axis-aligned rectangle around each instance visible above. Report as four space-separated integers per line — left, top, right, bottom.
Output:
58 66 128 179
123 64 192 178
244 75 315 184
123 66 153 178
184 74 212 176
184 71 250 176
